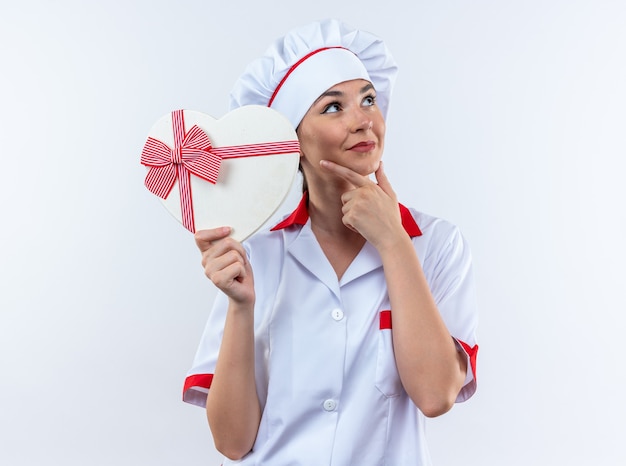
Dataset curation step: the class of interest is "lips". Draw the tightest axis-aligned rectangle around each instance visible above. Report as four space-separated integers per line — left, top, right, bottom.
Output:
348 141 376 152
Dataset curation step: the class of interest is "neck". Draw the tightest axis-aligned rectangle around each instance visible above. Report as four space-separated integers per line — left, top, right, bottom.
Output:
307 184 363 242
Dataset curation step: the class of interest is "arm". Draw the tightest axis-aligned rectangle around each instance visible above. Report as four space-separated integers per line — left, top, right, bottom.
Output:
321 161 467 417
194 227 261 459
378 232 467 417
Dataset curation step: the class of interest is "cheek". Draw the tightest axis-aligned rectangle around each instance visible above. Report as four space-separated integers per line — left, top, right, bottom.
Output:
297 119 341 157
299 132 324 155
377 115 386 135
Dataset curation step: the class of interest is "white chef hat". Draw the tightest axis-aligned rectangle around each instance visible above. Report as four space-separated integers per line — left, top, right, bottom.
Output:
229 19 398 129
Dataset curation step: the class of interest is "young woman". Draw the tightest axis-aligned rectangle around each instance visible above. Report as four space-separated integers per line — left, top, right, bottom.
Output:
183 19 478 465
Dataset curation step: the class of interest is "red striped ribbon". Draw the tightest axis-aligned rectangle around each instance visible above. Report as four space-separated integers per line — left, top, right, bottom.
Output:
141 110 300 232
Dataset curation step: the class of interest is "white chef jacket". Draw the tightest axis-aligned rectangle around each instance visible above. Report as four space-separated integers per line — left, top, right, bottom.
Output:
184 196 479 465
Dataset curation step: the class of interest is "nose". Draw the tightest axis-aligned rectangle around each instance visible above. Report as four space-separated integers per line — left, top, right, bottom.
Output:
349 107 373 132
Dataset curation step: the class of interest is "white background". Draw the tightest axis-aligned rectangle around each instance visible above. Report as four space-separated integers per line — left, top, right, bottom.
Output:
1 1 624 465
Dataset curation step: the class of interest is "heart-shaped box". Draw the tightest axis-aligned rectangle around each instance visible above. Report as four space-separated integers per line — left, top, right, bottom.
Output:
141 106 300 241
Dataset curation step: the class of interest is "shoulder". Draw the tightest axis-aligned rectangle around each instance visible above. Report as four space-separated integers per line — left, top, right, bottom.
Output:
244 226 287 256
243 226 293 278
244 225 306 308
403 206 473 276
406 206 465 248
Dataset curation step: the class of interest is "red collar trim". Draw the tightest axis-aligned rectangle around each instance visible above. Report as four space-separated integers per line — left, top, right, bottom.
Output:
271 193 422 237
271 193 310 231
399 203 423 237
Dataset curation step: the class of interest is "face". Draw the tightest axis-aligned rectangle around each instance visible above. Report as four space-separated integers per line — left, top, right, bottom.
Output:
296 79 386 188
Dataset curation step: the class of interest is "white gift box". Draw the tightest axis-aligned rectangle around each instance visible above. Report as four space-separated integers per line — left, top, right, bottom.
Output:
141 106 300 241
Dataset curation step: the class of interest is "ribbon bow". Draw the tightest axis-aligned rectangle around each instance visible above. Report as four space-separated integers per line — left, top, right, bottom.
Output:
141 109 299 233
141 109 223 232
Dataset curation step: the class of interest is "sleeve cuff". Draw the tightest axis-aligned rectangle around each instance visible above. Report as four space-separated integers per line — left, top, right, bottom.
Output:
182 373 213 408
453 338 479 403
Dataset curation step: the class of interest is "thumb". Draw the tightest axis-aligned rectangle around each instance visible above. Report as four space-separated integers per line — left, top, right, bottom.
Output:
194 226 231 252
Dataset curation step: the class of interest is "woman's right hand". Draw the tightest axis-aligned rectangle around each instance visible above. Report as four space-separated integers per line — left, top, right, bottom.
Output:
196 227 260 458
194 227 255 306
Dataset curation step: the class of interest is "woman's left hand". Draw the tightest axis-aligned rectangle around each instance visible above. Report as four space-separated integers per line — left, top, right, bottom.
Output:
320 160 405 250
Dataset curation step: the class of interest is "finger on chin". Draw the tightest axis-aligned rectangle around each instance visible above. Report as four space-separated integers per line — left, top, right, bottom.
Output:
320 160 367 186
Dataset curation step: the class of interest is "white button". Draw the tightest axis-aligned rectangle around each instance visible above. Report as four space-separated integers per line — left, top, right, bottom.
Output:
331 308 344 321
323 399 337 411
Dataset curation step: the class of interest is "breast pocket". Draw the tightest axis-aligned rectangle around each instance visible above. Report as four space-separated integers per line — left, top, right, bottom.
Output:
374 310 403 397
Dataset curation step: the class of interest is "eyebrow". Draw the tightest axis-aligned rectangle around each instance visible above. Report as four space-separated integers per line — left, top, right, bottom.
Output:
313 82 375 104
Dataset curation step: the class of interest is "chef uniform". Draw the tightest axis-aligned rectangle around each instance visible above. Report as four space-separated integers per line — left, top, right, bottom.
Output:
183 19 479 466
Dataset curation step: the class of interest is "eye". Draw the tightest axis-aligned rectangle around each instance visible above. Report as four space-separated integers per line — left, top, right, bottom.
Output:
321 102 341 114
362 94 377 107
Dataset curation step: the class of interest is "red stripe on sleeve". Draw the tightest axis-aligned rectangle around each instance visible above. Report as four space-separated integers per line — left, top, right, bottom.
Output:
379 310 392 329
183 373 214 394
457 340 479 380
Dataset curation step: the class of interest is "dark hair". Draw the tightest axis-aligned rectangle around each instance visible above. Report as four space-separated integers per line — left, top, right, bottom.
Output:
299 162 308 193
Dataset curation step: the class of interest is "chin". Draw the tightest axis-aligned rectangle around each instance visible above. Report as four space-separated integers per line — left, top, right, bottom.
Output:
361 161 382 177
